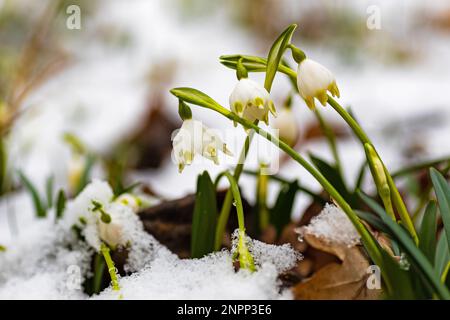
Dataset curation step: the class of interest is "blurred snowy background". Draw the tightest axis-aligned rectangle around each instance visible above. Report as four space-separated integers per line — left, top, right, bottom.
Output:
2 0 450 244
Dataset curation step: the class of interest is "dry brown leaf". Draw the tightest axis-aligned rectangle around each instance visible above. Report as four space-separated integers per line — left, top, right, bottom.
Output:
292 234 382 300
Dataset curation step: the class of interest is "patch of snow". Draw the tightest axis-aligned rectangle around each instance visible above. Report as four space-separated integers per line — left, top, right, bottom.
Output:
298 203 361 247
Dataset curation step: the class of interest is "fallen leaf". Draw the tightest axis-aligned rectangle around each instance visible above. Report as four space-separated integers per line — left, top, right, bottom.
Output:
292 234 382 300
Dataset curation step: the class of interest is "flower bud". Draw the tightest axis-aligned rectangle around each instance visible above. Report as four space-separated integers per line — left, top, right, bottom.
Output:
296 59 340 109
229 78 276 125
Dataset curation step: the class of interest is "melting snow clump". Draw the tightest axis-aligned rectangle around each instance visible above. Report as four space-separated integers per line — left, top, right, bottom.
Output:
299 203 361 247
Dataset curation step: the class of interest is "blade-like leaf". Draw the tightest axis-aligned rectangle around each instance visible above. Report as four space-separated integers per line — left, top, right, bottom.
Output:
170 87 223 113
355 210 391 235
359 191 450 299
18 171 46 217
419 200 438 263
430 168 450 258
309 153 355 205
435 232 449 278
56 189 66 219
191 171 218 258
264 24 297 91
270 180 298 236
46 175 54 209
75 154 96 196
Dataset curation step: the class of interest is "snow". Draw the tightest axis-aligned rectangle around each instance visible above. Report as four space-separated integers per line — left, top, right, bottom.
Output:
95 231 300 300
0 180 300 300
298 203 361 247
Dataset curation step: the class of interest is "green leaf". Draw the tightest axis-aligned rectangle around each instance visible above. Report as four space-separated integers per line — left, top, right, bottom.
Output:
379 249 416 299
355 210 391 235
56 189 66 219
354 160 367 192
309 153 355 205
191 171 218 258
219 54 297 82
435 232 449 278
170 87 224 113
270 180 298 236
75 154 96 196
430 168 450 259
264 24 297 91
18 171 46 217
418 200 438 263
359 191 450 299
45 175 54 209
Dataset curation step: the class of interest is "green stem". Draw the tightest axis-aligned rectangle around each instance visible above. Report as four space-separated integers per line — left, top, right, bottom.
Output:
241 169 326 204
197 103 383 266
215 171 246 232
214 130 254 250
215 171 255 271
100 243 120 291
327 96 418 245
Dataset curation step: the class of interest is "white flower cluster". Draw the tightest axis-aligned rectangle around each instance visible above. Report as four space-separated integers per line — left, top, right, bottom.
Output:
63 180 151 251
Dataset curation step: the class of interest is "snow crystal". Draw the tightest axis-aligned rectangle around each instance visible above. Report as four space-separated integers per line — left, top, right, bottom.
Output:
299 203 361 247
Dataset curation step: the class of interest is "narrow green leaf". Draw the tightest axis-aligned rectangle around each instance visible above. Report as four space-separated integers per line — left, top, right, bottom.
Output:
379 249 416 299
18 171 46 217
419 200 438 263
219 54 297 81
309 153 355 205
56 189 66 219
270 180 298 236
359 191 450 299
170 87 223 113
264 24 297 91
45 175 54 209
92 252 106 294
354 160 367 192
75 154 96 196
355 210 391 235
191 171 218 258
435 232 449 278
430 168 450 258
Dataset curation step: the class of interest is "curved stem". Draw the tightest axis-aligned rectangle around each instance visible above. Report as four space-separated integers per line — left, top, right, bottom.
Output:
197 103 383 266
214 130 254 250
327 96 418 245
215 171 246 233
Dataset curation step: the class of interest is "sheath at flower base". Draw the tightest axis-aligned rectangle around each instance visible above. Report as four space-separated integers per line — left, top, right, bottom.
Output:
229 78 276 125
296 59 340 109
172 119 233 172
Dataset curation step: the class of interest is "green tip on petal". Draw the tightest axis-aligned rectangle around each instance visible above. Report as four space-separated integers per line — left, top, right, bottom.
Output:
317 91 328 106
233 101 244 115
268 101 277 117
223 144 233 156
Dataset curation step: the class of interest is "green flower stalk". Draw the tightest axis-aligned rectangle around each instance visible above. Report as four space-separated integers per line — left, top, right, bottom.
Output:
170 87 383 268
100 243 120 291
215 171 256 272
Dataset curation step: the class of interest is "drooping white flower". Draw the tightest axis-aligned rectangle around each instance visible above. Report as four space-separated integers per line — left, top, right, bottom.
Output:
273 108 298 147
172 119 233 173
296 59 340 109
229 78 276 125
